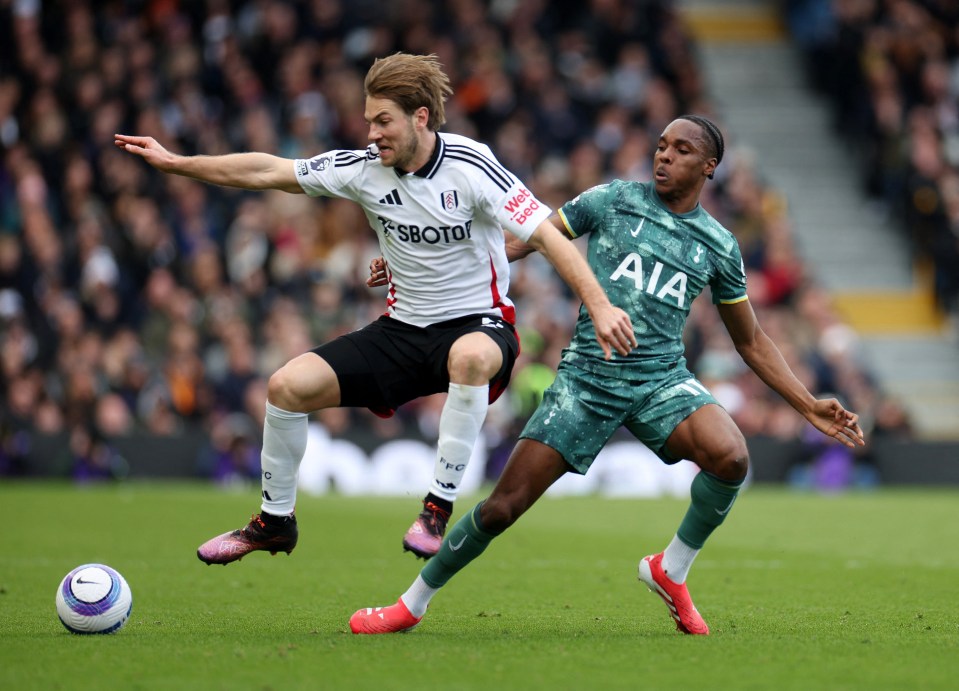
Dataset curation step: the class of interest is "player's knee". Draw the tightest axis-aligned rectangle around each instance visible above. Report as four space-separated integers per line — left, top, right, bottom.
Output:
707 444 749 483
267 366 300 410
697 435 749 482
448 345 500 383
724 453 749 483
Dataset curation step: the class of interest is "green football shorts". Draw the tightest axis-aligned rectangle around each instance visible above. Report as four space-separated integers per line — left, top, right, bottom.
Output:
520 360 720 473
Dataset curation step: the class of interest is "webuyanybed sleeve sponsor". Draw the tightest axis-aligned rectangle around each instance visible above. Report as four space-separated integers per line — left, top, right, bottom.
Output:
497 185 550 241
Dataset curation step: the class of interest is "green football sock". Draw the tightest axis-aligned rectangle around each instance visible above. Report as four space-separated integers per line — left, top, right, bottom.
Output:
676 471 743 550
421 502 499 589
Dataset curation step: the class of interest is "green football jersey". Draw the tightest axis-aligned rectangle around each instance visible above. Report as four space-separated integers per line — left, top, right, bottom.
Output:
558 180 747 379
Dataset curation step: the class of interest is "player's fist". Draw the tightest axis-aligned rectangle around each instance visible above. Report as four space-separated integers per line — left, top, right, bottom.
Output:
367 257 388 288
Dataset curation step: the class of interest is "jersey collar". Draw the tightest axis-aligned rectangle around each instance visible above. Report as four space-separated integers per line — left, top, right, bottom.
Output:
394 133 444 179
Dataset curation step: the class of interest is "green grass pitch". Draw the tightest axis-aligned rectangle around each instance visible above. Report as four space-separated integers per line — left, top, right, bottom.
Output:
1 481 957 690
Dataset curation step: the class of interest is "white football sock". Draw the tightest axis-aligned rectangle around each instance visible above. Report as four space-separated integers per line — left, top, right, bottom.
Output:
661 534 700 584
400 575 438 618
430 383 488 503
259 401 308 517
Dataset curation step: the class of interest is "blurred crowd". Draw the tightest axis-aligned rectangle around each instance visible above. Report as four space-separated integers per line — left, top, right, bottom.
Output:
787 0 959 314
0 0 911 486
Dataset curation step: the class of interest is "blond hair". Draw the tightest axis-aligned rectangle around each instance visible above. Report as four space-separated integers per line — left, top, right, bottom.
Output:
364 53 452 131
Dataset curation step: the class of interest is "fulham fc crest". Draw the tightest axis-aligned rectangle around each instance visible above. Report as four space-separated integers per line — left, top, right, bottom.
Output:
440 190 459 212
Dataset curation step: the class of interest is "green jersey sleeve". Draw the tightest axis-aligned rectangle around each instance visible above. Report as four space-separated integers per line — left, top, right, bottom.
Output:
708 228 748 305
557 184 615 239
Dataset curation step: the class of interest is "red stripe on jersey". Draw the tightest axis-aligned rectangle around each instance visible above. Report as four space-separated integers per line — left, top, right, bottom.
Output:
385 269 397 310
488 254 515 324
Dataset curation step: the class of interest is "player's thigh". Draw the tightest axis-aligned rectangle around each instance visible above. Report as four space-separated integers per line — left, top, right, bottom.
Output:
520 364 628 475
624 371 741 468
312 320 438 411
665 404 748 480
268 352 341 412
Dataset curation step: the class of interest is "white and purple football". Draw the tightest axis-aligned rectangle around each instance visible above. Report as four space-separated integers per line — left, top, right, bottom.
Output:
55 564 133 634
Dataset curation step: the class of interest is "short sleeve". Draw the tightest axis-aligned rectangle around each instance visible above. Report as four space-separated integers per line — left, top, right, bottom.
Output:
557 183 614 238
491 181 552 242
294 149 369 199
710 237 749 305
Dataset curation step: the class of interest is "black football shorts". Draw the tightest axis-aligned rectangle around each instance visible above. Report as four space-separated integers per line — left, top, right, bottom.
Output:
312 314 520 417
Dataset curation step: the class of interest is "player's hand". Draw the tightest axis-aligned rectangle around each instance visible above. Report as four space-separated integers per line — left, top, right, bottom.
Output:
807 398 865 448
113 134 179 172
591 304 637 359
367 257 388 288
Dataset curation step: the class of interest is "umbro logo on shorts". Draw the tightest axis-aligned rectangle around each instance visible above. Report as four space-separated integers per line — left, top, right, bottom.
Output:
379 189 403 205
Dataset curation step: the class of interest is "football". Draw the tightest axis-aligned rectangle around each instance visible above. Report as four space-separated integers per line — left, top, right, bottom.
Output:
55 564 133 634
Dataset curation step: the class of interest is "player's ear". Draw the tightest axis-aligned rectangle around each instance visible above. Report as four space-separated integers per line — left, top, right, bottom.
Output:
413 106 430 130
704 157 718 180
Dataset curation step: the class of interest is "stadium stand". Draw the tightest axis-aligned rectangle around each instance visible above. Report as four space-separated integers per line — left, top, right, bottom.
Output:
0 0 928 486
786 0 959 321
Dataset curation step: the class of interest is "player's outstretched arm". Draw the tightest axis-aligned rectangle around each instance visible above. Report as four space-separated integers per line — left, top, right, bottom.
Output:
113 134 303 193
525 218 636 359
718 300 865 448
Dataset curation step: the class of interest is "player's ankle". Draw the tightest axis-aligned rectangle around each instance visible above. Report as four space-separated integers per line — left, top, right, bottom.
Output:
424 493 453 514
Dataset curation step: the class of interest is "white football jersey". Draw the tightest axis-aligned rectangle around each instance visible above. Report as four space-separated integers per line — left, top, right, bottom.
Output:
295 132 551 327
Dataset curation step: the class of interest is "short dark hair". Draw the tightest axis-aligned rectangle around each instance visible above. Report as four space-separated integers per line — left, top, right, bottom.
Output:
677 114 724 178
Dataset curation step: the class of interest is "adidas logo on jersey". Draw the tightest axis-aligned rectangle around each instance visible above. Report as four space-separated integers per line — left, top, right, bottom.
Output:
379 189 403 206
